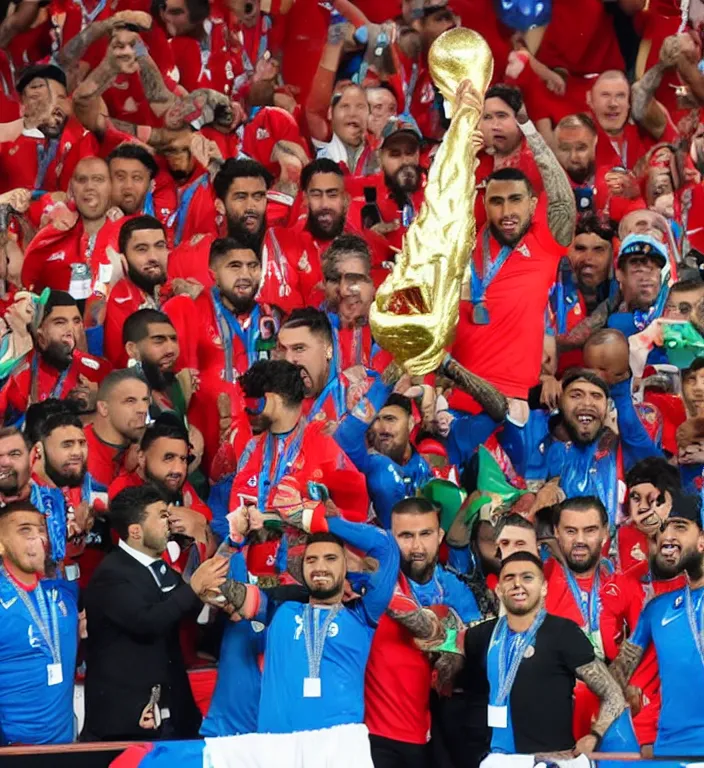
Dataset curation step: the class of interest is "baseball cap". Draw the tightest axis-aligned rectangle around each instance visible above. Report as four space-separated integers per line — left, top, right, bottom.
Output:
16 63 67 94
381 116 422 150
617 233 668 270
666 490 703 527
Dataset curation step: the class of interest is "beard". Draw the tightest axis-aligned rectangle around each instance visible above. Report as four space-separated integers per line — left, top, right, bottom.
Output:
400 552 438 584
384 164 422 203
305 574 345 601
170 168 192 183
227 214 266 253
144 464 183 504
562 416 603 447
651 547 703 580
489 220 531 248
505 594 541 616
139 358 176 393
307 210 345 241
127 262 166 294
44 453 86 489
41 340 73 371
564 546 601 574
376 437 408 465
568 162 596 185
220 285 257 315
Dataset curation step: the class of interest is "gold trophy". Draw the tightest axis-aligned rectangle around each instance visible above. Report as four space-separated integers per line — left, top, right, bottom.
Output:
370 28 494 377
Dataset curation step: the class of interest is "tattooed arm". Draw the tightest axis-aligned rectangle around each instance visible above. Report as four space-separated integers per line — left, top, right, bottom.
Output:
0 0 40 49
516 106 576 247
138 53 176 117
609 639 645 691
576 658 628 738
556 292 621 352
631 62 668 139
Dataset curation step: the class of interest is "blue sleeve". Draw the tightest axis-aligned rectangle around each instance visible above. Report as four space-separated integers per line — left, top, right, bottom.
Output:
334 377 393 473
610 378 661 468
439 569 481 623
500 410 550 480
327 517 399 626
333 415 374 474
447 412 500 468
208 475 235 544
446 545 470 574
629 597 654 651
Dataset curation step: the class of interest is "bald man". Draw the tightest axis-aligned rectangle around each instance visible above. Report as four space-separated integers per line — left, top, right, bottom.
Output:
22 157 121 306
587 70 679 173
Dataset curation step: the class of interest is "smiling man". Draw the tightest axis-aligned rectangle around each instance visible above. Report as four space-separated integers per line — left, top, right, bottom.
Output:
528 368 661 525
610 493 704 757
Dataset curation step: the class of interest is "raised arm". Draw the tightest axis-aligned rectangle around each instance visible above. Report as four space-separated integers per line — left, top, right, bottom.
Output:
327 515 399 625
610 377 662 465
516 104 576 247
0 0 40 49
609 638 645 692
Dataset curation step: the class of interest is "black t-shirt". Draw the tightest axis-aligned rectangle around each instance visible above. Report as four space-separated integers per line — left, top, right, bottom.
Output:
464 613 595 754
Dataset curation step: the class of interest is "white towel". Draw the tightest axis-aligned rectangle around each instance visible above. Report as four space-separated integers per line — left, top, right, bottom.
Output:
204 723 374 768
480 754 592 768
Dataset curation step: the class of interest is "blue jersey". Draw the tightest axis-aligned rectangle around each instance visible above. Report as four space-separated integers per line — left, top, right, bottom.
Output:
0 572 78 745
409 565 481 623
630 586 704 756
201 551 265 737
256 517 399 733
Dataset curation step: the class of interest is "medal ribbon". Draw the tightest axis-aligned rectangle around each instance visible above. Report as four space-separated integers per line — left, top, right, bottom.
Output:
302 603 342 680
490 607 546 704
30 353 72 405
309 339 346 421
1 567 61 665
211 288 261 381
73 0 108 26
563 565 600 633
35 140 61 190
470 229 513 314
174 174 210 245
257 421 306 510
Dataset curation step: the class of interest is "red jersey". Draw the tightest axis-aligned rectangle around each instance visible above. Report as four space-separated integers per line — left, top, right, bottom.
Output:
108 469 211 521
21 217 119 298
103 279 161 368
0 119 98 194
0 348 112 419
539 0 623 75
449 200 562 403
169 18 244 97
365 613 432 744
84 422 129 493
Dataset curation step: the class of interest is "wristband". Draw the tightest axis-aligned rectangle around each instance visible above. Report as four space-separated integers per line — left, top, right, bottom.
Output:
519 119 537 136
590 728 602 742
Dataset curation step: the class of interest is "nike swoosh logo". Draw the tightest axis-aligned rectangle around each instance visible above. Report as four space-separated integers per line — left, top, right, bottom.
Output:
114 296 132 304
0 597 17 610
661 614 680 626
162 585 177 592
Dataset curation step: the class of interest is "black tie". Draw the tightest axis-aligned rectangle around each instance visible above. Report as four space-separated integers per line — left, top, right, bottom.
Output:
149 560 182 592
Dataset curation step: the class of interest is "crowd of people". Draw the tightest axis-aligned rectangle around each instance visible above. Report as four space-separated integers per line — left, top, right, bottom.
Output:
1 0 704 764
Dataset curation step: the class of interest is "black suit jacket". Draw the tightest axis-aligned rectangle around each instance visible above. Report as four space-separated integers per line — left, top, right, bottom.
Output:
82 546 202 741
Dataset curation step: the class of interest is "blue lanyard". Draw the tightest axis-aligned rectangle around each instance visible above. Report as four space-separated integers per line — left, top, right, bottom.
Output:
309 335 346 420
563 565 600 633
143 189 155 217
633 283 668 332
404 63 419 114
257 422 305 510
31 354 71 401
470 229 513 307
685 586 704 670
490 608 546 704
174 174 209 245
73 0 108 25
211 289 261 381
35 140 60 191
1 568 61 664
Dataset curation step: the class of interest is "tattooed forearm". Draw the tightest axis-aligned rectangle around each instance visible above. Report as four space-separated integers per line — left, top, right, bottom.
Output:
57 19 113 70
556 297 613 352
609 639 644 691
388 607 444 641
576 658 627 737
522 127 576 247
139 55 175 109
631 62 666 122
109 119 140 137
441 356 508 422
73 57 120 106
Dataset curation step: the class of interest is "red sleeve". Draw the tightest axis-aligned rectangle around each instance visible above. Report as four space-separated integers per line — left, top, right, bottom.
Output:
182 481 213 521
167 237 214 288
103 289 134 368
163 294 199 371
317 435 370 523
600 576 627 661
